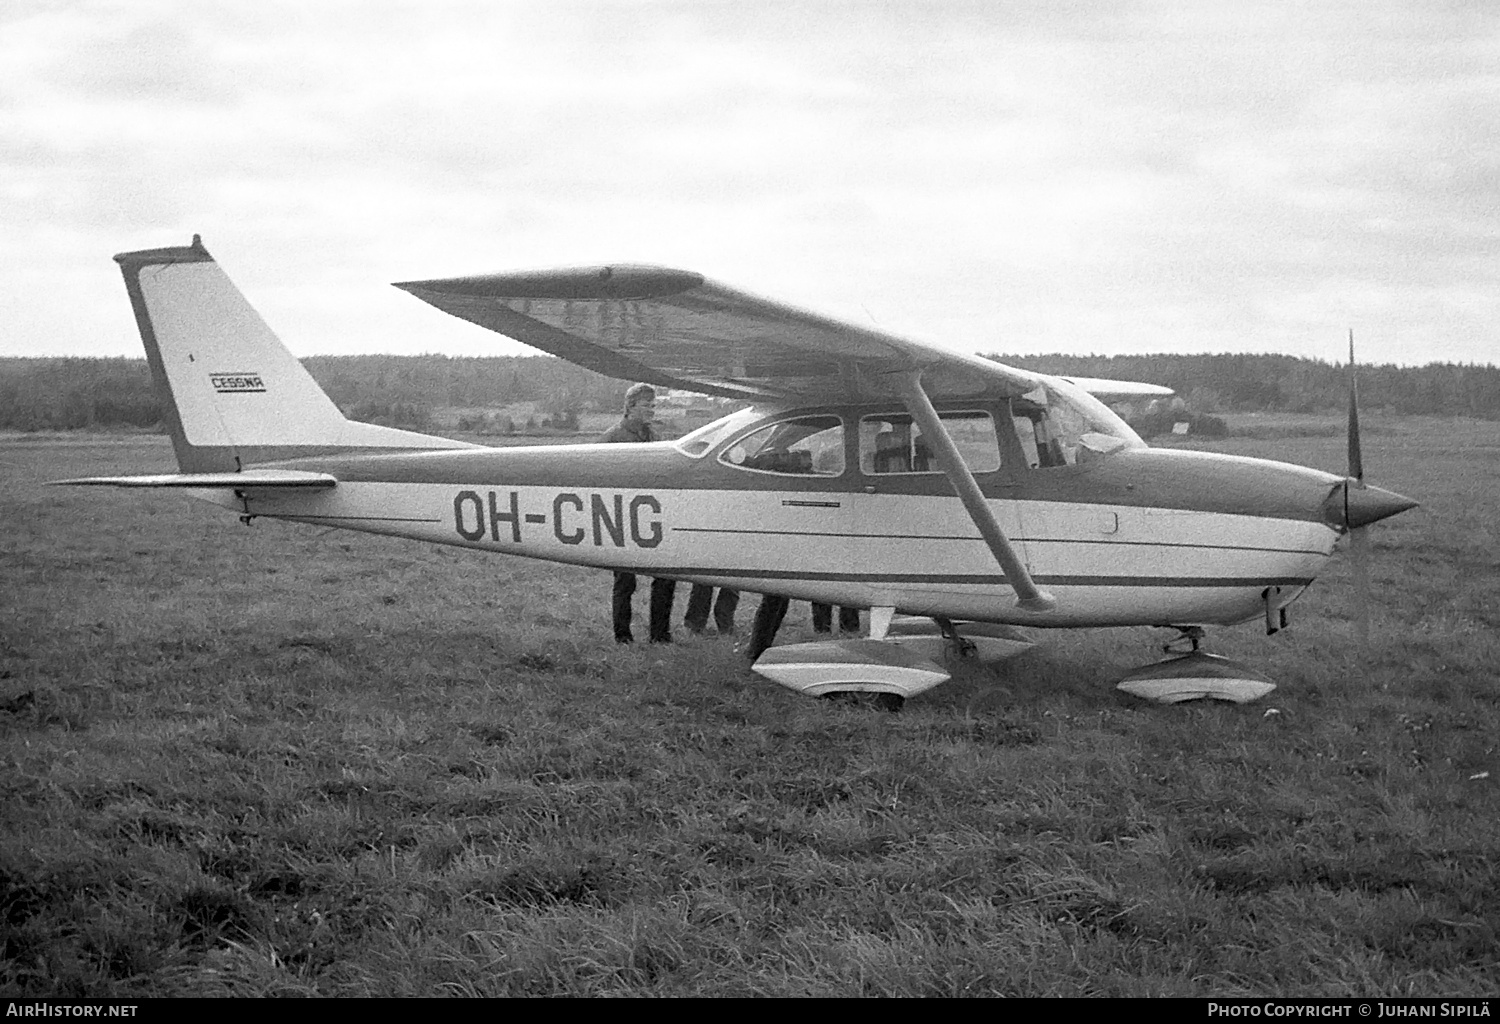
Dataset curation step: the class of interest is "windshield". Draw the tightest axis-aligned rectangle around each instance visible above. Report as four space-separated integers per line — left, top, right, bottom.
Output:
1012 378 1144 468
720 415 844 476
673 406 766 457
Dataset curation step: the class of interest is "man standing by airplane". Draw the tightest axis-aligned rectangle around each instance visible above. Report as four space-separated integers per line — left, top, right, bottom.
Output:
600 384 676 643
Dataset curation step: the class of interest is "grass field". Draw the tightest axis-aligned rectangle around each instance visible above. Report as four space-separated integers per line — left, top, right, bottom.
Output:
2 417 1498 997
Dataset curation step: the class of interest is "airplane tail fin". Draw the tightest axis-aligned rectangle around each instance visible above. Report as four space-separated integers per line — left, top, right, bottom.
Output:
115 235 472 472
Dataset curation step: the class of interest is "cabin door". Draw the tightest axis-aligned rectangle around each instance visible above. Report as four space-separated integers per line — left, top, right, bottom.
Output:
848 406 1029 615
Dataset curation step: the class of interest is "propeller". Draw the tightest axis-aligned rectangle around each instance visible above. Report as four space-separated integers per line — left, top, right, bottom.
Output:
1344 330 1371 645
1333 330 1421 645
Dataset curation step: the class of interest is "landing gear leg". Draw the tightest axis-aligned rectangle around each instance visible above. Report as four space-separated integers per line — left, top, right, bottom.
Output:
934 616 978 659
1163 625 1205 654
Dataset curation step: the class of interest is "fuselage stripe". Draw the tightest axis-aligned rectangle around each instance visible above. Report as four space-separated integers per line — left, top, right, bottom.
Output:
664 568 1314 587
671 527 1325 555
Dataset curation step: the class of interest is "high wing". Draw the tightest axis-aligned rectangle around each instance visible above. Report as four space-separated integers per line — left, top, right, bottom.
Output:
394 262 1177 615
393 266 1043 403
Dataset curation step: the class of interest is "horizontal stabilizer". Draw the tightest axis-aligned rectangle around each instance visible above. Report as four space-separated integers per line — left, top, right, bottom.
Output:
52 470 337 489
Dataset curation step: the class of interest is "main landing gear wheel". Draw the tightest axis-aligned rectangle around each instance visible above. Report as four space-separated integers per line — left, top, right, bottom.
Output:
750 638 949 709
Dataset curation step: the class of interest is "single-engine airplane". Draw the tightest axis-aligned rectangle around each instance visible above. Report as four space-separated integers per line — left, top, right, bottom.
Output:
58 236 1418 707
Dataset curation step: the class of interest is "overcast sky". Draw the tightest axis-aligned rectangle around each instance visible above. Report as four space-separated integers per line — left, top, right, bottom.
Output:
3 0 1496 367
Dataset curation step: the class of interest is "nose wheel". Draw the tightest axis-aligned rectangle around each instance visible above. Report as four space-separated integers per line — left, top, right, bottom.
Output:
1115 626 1276 704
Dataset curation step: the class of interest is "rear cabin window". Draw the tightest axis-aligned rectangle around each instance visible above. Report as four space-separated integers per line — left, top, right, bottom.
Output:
719 416 845 477
858 411 1000 475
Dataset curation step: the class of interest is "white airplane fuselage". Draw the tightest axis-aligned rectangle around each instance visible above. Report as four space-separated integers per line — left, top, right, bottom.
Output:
193 407 1360 630
67 237 1424 705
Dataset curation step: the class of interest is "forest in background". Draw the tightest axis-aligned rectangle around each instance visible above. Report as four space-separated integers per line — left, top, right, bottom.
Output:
1 352 1497 433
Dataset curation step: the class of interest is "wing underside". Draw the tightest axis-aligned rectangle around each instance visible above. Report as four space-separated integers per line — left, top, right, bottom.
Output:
394 266 1041 404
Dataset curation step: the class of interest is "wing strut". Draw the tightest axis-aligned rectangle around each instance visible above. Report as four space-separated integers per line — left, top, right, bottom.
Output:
896 369 1057 613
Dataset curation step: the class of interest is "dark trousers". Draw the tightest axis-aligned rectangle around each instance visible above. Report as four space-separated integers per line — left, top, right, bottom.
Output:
743 594 791 661
612 573 676 643
684 585 739 634
811 603 861 634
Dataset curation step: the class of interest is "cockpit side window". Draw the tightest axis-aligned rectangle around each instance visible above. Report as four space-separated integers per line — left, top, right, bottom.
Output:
719 415 845 476
859 411 1000 475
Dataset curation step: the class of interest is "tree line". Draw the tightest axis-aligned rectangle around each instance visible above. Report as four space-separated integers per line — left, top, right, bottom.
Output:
0 355 631 432
1 352 1497 433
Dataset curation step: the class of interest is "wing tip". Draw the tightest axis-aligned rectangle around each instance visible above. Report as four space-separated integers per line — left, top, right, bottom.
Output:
1057 376 1176 398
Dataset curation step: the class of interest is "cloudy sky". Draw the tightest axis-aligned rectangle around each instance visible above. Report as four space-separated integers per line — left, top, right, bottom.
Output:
3 0 1496 367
